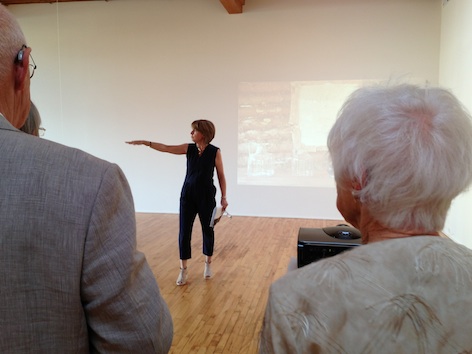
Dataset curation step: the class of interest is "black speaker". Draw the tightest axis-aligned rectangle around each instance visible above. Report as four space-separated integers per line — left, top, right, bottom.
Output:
297 225 362 268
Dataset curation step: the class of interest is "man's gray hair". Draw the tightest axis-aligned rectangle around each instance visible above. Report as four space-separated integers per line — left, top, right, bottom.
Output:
0 5 26 81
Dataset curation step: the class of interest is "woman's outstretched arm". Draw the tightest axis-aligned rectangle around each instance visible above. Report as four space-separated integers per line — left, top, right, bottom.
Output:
126 140 188 155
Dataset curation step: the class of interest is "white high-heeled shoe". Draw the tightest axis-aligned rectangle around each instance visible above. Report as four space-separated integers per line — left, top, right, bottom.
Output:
176 267 188 286
204 262 213 279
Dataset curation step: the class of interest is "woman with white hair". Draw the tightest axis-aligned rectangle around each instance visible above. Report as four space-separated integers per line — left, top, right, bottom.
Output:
329 83 472 240
260 83 472 353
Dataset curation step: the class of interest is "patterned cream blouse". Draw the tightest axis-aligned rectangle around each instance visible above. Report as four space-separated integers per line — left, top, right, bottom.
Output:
260 236 472 354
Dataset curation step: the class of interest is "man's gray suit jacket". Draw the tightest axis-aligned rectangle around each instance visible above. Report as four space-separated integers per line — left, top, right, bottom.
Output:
0 115 173 353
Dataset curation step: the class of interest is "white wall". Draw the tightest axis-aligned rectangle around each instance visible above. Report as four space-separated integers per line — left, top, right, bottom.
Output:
440 0 472 248
10 0 441 219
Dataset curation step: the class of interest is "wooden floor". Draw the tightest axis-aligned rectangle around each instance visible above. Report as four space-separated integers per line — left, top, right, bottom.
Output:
136 213 343 354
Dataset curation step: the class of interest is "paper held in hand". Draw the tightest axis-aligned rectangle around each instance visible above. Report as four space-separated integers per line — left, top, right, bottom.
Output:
210 206 224 227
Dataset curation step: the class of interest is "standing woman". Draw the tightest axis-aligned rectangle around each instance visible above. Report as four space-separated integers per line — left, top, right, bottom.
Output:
127 120 228 286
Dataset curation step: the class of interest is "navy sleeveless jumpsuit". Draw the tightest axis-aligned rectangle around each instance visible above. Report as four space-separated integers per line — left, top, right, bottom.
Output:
178 143 218 260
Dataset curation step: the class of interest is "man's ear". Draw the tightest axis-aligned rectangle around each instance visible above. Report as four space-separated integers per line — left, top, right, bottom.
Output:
14 47 30 91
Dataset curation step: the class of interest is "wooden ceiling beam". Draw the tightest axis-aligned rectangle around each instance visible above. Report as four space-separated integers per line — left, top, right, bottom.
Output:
219 0 244 14
1 0 101 4
1 0 243 14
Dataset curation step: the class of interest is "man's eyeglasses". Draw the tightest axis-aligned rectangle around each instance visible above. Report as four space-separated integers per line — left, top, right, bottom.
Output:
15 45 37 79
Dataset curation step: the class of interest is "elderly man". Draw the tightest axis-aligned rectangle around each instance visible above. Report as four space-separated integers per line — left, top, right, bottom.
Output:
0 5 173 353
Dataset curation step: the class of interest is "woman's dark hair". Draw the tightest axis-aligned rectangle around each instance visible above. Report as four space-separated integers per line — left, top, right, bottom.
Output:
192 119 215 144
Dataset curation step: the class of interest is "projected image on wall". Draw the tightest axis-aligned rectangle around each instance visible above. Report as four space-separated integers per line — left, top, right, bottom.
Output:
238 80 363 188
